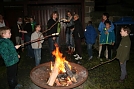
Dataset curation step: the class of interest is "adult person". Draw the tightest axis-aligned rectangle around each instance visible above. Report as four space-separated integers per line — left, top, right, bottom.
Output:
72 14 84 60
0 14 9 27
13 17 24 52
64 11 75 53
47 11 59 61
98 12 114 61
23 16 34 58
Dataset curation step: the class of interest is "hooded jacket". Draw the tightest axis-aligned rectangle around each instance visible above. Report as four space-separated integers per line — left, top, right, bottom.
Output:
0 38 19 67
84 25 97 44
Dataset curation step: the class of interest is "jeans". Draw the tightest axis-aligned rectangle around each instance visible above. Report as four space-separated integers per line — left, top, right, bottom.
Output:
66 30 74 48
25 35 34 58
87 44 93 57
120 61 127 80
34 49 41 66
7 63 18 89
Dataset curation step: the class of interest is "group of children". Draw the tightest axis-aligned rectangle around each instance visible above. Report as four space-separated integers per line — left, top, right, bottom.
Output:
0 13 131 88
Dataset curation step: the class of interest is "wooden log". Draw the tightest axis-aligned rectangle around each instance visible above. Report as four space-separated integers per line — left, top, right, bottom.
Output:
64 62 77 82
47 62 59 86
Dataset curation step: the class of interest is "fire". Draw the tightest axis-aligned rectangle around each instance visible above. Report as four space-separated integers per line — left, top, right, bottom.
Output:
51 44 71 73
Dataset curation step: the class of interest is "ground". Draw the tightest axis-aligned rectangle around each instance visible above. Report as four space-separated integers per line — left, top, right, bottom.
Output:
0 43 134 89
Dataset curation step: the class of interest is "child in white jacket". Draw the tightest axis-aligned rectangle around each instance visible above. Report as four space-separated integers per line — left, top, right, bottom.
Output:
31 24 44 66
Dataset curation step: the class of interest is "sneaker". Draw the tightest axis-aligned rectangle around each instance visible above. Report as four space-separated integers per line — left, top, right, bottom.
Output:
88 56 93 60
15 84 23 89
73 54 79 57
75 56 82 60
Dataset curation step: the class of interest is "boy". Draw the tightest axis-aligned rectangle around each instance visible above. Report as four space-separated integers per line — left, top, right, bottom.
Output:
84 21 97 60
0 27 22 89
116 26 131 82
100 20 115 61
31 24 44 66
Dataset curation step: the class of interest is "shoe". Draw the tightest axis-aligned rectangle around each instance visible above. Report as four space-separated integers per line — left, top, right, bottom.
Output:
73 54 79 57
88 56 93 60
100 58 103 61
75 56 82 60
15 84 23 89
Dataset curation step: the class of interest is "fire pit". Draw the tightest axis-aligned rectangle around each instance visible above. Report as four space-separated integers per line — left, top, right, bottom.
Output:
30 44 88 89
30 62 88 89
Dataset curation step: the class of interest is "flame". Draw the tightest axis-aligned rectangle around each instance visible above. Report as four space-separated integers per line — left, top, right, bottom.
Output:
52 43 71 73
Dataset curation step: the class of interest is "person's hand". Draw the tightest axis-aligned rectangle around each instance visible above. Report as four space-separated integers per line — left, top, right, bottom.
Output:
120 62 123 64
18 55 20 58
15 45 21 49
52 37 56 40
71 28 74 31
105 31 108 34
19 30 21 32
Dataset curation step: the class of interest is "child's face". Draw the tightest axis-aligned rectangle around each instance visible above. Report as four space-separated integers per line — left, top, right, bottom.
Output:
120 29 127 36
3 30 11 38
105 23 110 29
36 25 41 31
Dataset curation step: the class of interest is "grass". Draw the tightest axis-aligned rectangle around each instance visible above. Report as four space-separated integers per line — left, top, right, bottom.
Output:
0 44 134 89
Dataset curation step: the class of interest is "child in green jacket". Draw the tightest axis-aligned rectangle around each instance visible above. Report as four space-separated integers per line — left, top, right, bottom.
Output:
0 27 22 89
116 26 131 82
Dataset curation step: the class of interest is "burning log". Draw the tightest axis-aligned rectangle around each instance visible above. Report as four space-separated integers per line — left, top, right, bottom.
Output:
47 62 59 86
64 62 77 83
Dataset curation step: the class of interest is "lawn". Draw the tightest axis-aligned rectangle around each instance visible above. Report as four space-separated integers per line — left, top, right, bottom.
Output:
0 44 134 89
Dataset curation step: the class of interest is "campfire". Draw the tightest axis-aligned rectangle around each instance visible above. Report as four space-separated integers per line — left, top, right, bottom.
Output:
47 44 77 86
30 44 88 89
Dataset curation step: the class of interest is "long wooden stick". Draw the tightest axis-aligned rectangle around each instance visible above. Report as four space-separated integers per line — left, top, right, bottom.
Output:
20 33 59 46
41 18 65 35
88 57 116 71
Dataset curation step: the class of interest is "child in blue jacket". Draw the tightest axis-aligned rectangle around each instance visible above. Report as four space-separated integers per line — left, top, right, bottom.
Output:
84 21 97 60
100 20 115 60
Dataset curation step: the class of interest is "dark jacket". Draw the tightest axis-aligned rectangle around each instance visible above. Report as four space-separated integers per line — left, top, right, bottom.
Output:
116 36 131 63
24 23 32 37
73 19 84 39
84 25 97 44
13 23 23 37
47 18 58 35
0 38 19 67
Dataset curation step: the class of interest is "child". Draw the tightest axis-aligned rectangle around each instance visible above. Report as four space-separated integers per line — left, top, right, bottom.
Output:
0 27 22 89
31 24 44 66
84 21 97 60
100 20 115 61
116 26 131 82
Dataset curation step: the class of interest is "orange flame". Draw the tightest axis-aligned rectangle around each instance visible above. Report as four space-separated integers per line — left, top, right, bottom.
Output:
52 43 71 73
